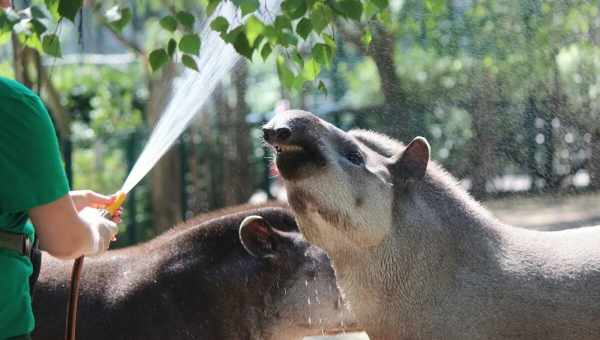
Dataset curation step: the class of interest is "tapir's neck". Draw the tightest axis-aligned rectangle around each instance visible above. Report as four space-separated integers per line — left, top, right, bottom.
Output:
406 166 500 236
325 167 505 338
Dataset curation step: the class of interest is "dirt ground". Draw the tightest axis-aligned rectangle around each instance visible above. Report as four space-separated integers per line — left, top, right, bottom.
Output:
305 192 600 340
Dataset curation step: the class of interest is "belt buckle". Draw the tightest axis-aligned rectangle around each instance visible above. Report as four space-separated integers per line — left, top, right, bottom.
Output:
22 236 32 257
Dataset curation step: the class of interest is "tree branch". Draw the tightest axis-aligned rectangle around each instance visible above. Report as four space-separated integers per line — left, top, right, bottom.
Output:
90 5 147 67
33 50 71 139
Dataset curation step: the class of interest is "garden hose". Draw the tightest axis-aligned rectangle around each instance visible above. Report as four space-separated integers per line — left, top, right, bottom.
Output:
65 191 126 340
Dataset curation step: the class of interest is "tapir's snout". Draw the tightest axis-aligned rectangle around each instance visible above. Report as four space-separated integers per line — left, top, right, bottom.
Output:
262 126 291 144
263 109 321 145
263 110 328 180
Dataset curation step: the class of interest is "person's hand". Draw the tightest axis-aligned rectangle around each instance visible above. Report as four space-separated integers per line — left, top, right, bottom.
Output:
0 0 11 9
70 190 123 222
78 207 119 257
70 190 116 211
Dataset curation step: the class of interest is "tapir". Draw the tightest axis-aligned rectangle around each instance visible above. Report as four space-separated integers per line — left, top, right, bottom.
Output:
264 110 600 340
32 204 357 340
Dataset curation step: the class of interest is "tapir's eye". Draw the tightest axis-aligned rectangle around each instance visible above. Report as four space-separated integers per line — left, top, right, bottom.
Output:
345 150 364 165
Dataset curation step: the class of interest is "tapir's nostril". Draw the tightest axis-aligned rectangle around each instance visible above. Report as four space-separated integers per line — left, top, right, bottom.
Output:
263 126 291 144
262 127 275 143
275 127 291 142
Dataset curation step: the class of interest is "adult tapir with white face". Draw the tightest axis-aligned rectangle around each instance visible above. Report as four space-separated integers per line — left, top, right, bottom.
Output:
32 205 356 340
264 110 600 340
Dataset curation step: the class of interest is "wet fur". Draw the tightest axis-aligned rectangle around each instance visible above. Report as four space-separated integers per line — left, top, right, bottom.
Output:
32 204 350 340
269 111 600 340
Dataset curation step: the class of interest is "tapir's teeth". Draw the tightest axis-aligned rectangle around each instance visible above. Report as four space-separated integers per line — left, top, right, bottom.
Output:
278 144 303 153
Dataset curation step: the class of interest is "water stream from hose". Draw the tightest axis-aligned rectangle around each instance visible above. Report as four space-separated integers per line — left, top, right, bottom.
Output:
121 0 279 194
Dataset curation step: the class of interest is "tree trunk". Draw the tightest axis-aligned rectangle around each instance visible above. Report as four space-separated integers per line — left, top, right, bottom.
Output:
367 25 411 140
146 64 183 232
11 34 31 87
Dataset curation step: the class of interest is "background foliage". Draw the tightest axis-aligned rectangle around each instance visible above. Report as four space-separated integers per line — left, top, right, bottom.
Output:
2 0 600 246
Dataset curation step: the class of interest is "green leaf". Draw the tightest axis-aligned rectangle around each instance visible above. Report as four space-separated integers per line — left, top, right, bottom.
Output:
252 34 264 49
260 42 272 60
278 31 298 47
234 0 259 16
181 54 198 71
176 11 195 30
210 16 229 33
31 18 47 36
245 15 265 46
42 33 61 57
30 6 48 19
339 0 363 20
167 38 177 57
207 0 221 16
179 33 201 55
22 34 42 51
281 0 307 19
363 1 380 18
276 56 295 89
322 33 336 49
292 75 306 91
58 0 83 22
361 27 372 48
159 15 177 32
310 2 332 32
45 0 59 20
296 18 312 39
19 34 43 51
372 0 389 9
149 48 169 72
0 31 11 45
105 6 132 33
312 43 334 69
232 29 253 59
292 50 303 68
318 80 328 95
274 15 292 31
425 0 445 14
222 25 241 43
263 25 278 43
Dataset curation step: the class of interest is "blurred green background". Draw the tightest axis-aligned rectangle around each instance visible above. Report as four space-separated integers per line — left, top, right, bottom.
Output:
2 0 600 247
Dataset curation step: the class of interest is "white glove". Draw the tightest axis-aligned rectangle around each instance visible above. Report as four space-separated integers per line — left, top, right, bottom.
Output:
78 207 118 257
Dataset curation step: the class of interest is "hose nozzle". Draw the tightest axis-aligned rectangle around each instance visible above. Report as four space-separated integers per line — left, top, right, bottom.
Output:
105 191 126 217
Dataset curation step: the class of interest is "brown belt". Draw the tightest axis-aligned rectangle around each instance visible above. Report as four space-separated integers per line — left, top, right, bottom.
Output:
0 230 33 256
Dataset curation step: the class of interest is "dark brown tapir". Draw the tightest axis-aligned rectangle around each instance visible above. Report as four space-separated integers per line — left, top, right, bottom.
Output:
32 204 357 340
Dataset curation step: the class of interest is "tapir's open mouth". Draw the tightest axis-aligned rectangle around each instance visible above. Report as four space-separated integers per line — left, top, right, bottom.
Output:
271 140 326 181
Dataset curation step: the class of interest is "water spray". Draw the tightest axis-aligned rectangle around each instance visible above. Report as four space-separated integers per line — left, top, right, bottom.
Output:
64 2 281 339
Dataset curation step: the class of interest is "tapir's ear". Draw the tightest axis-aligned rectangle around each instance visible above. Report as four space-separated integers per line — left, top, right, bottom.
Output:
392 136 430 180
239 215 280 258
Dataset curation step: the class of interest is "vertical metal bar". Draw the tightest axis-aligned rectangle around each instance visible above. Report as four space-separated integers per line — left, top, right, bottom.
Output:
126 132 138 245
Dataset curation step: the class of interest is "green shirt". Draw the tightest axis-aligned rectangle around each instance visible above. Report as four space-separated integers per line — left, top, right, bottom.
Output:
0 77 69 338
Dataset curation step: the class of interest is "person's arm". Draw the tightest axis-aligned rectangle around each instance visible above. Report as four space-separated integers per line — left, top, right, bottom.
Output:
29 194 118 260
